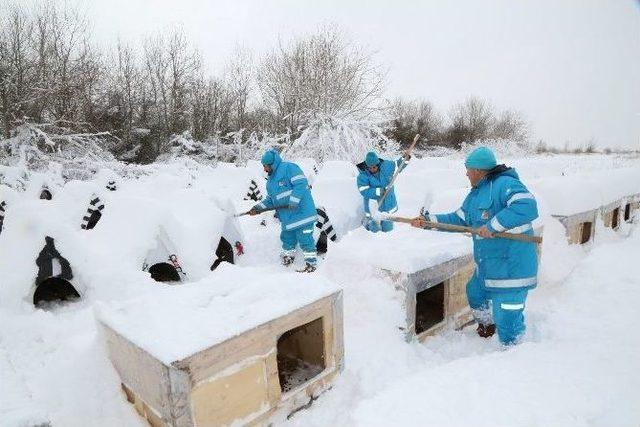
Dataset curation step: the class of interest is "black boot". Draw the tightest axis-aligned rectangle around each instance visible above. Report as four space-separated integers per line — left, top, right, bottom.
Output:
296 263 316 273
476 323 496 338
281 255 295 266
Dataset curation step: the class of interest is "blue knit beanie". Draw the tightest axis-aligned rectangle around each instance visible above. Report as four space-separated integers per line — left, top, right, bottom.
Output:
365 151 380 167
465 146 497 170
261 150 276 166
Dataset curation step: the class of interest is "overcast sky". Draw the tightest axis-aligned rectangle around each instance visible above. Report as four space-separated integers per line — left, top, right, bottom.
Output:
74 0 639 149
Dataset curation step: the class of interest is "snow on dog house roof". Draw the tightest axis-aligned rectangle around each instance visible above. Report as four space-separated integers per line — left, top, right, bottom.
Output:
0 197 88 307
96 265 341 365
0 173 237 307
91 187 230 280
190 162 265 207
530 167 640 216
329 226 472 274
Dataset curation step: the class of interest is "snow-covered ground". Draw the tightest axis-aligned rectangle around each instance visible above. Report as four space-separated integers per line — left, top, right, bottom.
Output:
1 153 639 426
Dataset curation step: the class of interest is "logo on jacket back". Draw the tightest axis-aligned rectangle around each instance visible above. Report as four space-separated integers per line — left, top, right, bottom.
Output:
279 180 285 186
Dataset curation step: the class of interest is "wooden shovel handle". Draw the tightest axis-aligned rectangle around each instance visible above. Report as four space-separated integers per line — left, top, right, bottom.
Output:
402 133 421 156
378 134 420 206
388 216 542 244
236 205 289 217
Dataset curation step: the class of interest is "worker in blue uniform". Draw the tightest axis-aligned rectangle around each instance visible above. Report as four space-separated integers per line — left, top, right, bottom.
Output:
411 146 538 345
356 151 410 232
250 150 318 272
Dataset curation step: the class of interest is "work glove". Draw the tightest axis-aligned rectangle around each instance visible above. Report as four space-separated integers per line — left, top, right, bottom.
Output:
408 207 430 229
419 206 430 221
362 215 380 233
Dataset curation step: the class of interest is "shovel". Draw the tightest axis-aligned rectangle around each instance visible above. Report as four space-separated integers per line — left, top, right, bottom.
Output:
235 205 290 217
387 215 542 244
377 134 421 207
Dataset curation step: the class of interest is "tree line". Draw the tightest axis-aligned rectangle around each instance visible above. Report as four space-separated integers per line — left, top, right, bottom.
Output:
0 2 528 164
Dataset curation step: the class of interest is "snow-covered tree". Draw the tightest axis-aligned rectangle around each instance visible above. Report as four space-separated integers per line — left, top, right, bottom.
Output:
283 115 399 163
257 27 386 135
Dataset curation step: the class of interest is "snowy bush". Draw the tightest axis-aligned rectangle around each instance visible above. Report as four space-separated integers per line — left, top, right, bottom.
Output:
212 130 291 165
156 131 217 163
0 124 120 181
283 116 399 163
458 139 535 160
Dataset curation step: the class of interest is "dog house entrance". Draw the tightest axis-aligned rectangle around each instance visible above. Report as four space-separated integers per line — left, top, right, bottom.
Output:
211 237 234 271
612 208 620 229
580 221 593 244
277 317 325 393
33 277 80 307
624 204 631 222
415 282 445 335
148 263 180 282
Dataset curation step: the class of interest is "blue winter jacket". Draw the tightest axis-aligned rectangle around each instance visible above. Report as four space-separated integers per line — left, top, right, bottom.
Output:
428 166 539 291
356 157 408 215
253 152 317 231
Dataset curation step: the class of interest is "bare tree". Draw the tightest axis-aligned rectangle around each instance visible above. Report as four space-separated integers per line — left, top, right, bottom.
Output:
46 4 91 125
257 27 386 134
0 4 33 137
388 97 442 147
143 28 200 139
225 45 254 130
446 97 495 147
166 29 199 134
191 75 233 140
491 109 528 141
115 41 140 138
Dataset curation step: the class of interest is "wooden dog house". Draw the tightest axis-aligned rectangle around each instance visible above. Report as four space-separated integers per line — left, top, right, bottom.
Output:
386 254 475 341
553 209 598 245
601 200 623 230
98 272 344 426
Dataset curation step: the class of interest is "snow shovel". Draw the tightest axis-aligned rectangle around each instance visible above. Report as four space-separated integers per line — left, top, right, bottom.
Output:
377 133 421 207
387 215 543 244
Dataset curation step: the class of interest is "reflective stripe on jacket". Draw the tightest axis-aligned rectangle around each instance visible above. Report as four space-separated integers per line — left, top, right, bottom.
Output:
253 151 317 231
434 166 539 291
356 157 408 215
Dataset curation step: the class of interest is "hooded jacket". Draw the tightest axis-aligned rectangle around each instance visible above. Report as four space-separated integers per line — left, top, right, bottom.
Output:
253 151 317 231
428 166 539 291
356 157 408 215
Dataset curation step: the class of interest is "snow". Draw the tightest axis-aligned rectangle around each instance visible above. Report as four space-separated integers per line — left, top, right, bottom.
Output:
329 226 471 273
529 167 640 216
350 224 640 427
1 152 639 427
0 171 232 309
96 265 340 365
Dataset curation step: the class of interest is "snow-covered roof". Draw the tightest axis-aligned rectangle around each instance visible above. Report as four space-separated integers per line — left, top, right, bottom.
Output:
96 265 340 364
530 167 640 216
0 173 230 308
329 226 472 274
